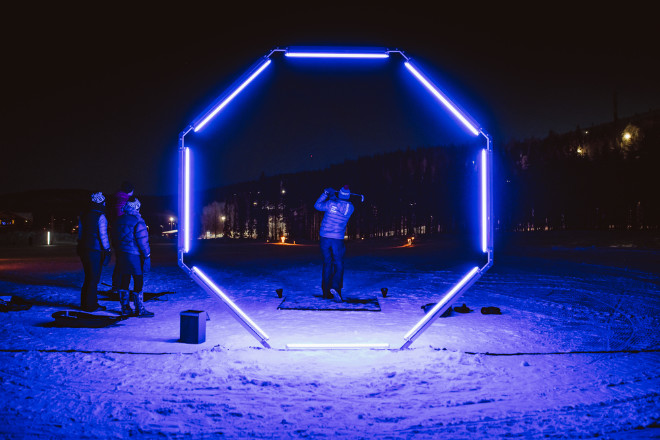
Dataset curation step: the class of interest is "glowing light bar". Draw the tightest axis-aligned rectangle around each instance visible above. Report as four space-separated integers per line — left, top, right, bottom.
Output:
47 231 51 245
403 267 480 341
286 343 390 350
176 46 495 349
285 51 389 59
481 149 488 253
192 266 269 341
194 59 272 132
183 147 191 253
404 62 479 136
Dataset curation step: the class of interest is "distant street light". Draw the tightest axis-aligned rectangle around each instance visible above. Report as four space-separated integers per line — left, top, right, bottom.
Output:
169 217 174 230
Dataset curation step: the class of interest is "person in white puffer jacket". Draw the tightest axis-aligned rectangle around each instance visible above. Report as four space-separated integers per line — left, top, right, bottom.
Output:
115 197 153 317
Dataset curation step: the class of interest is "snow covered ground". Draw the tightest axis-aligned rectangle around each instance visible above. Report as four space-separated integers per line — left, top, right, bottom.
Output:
0 234 658 439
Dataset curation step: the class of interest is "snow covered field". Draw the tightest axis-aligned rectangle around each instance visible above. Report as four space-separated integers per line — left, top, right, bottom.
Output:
0 234 658 439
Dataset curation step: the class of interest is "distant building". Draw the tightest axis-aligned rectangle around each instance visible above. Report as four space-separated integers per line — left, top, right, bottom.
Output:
0 211 33 228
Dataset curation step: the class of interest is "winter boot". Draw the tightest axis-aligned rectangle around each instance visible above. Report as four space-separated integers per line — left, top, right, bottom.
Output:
133 291 154 318
119 290 133 317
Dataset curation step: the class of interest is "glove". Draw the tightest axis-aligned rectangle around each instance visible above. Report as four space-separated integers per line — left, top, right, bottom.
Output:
142 256 151 273
324 188 335 196
102 249 112 266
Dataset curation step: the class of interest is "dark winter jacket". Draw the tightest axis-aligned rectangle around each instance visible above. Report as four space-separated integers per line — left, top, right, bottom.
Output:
314 193 354 240
78 206 110 251
114 207 150 257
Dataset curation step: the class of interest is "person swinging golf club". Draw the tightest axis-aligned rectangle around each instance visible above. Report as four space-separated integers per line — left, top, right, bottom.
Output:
314 185 355 301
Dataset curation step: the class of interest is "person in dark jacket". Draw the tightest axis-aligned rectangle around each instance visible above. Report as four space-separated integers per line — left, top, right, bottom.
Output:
109 181 134 293
77 192 112 312
314 185 355 301
115 197 153 317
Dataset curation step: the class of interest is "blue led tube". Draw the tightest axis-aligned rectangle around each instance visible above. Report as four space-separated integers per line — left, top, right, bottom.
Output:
191 266 271 348
285 51 389 59
401 267 481 349
286 343 390 350
481 149 488 253
404 61 480 136
193 58 272 132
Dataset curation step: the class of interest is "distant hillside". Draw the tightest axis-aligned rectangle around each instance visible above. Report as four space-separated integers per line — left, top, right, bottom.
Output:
1 109 658 235
0 189 176 231
196 109 660 240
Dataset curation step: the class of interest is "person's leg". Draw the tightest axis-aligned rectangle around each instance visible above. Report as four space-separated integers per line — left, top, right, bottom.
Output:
80 251 91 309
132 274 153 317
328 241 337 285
119 273 131 291
112 263 121 293
332 239 346 290
110 223 120 292
320 237 333 298
327 238 344 301
92 248 104 298
133 274 144 293
119 270 133 316
82 250 103 311
124 253 142 305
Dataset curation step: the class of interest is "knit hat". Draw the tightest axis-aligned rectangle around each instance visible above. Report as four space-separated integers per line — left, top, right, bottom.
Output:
124 197 141 213
338 185 350 200
91 192 105 204
120 181 134 194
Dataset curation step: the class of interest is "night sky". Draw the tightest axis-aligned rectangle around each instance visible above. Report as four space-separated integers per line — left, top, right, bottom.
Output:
2 3 658 196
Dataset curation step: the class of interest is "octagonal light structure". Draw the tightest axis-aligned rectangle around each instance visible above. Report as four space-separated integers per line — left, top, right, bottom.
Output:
177 47 494 349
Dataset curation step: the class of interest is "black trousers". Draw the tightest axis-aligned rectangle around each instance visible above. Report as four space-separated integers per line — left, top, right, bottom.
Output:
112 263 121 289
320 237 345 292
120 274 144 292
80 249 103 311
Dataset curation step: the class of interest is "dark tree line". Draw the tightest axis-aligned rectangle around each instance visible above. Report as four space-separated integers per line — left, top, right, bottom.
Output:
499 110 659 231
200 145 480 243
4 111 655 244
199 110 659 242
